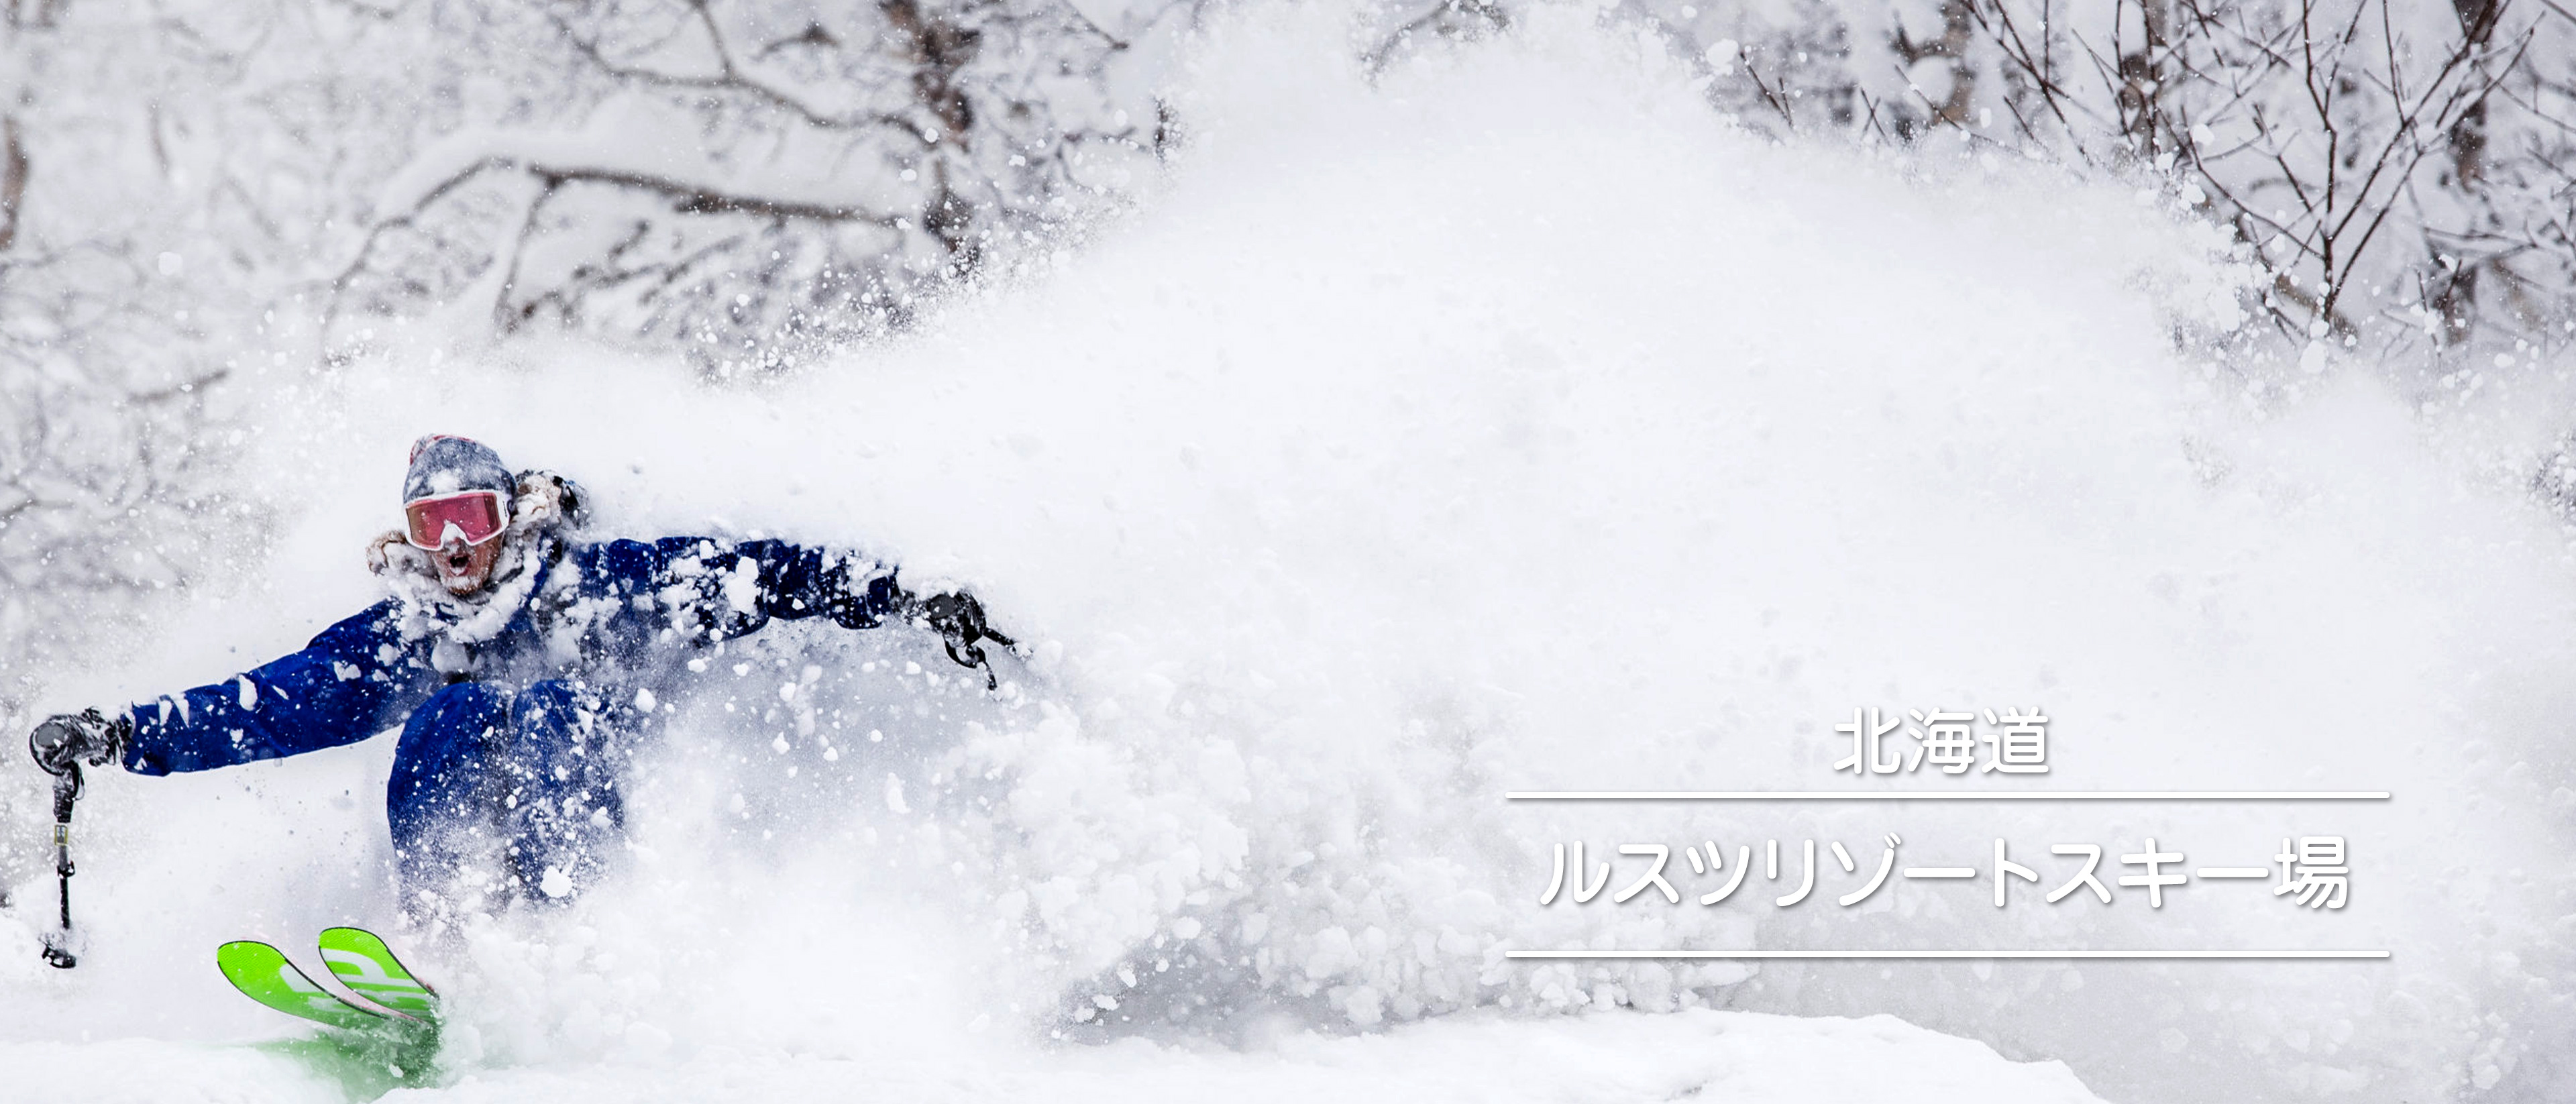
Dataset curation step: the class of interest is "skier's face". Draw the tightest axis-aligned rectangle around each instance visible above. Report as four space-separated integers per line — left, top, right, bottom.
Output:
434 535 503 596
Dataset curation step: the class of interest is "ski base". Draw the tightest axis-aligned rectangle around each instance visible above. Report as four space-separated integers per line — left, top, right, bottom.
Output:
217 928 442 1089
216 940 403 1033
318 926 439 1021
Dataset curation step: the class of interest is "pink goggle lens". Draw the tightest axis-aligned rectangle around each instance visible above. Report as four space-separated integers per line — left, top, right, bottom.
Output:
404 491 507 549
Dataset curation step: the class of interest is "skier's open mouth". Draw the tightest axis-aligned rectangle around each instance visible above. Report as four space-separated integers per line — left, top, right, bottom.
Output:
441 549 474 574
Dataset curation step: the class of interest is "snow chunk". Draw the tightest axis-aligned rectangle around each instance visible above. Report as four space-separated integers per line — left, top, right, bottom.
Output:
1703 39 1738 76
1342 985 1385 1026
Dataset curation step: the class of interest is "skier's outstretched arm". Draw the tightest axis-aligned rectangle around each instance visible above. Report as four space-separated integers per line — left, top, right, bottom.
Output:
33 601 443 778
592 536 1013 683
726 539 1014 676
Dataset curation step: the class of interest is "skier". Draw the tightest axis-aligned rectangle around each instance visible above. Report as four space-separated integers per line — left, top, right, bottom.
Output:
25 435 1010 913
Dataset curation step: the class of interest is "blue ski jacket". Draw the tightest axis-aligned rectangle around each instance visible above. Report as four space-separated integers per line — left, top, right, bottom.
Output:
123 533 906 776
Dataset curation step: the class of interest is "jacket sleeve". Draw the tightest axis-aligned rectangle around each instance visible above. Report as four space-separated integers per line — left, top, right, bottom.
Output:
123 600 440 775
584 537 910 641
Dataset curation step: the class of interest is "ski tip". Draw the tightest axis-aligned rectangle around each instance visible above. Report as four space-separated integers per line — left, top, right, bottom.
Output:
317 925 442 1015
316 925 405 954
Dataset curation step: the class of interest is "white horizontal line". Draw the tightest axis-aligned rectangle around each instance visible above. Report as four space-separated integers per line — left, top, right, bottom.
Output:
1902 867 1979 878
1505 950 2389 960
2196 868 2273 878
1504 791 2390 801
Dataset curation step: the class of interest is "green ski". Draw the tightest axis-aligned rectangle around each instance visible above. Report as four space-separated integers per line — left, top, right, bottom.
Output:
215 940 404 1032
316 926 439 1022
218 932 442 1092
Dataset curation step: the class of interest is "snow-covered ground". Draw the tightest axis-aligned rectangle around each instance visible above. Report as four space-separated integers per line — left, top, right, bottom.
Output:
7 1005 2103 1104
5 6 2572 1102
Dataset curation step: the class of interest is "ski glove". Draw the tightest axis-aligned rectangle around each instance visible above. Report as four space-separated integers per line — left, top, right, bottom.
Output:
30 708 130 778
904 591 1016 689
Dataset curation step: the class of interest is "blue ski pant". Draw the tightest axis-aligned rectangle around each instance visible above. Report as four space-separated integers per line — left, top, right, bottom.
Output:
386 680 629 901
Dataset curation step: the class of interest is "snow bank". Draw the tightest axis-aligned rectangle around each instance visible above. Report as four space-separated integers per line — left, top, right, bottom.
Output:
5 3 2572 1102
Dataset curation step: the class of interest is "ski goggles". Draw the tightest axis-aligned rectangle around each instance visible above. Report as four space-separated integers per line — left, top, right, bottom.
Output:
402 490 508 550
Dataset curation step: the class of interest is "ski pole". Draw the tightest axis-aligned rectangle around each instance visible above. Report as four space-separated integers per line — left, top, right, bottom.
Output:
40 763 79 969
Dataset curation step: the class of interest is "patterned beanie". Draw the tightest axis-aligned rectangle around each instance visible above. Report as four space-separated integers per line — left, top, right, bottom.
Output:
402 435 514 502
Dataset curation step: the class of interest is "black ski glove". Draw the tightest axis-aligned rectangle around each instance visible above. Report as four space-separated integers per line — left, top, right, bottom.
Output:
904 591 1016 689
30 708 130 778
